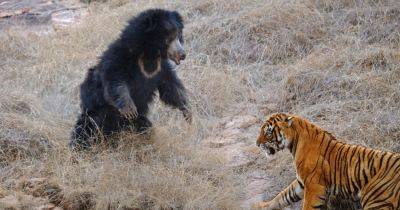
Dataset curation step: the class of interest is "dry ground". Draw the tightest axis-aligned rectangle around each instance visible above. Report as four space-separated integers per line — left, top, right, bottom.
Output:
0 0 399 209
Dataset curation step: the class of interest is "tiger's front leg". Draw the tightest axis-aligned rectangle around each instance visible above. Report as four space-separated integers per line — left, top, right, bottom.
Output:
302 184 326 210
253 180 304 209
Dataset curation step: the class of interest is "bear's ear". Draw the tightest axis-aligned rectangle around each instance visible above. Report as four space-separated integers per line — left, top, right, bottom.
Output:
139 48 161 78
170 11 183 28
143 16 157 32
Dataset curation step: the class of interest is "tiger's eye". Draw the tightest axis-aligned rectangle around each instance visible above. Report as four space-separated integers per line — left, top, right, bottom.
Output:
264 129 272 137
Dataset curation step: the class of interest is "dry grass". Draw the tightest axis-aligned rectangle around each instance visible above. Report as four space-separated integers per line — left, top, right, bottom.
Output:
0 0 399 209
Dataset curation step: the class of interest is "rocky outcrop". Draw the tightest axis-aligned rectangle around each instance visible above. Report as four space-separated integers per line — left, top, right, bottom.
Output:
0 0 87 34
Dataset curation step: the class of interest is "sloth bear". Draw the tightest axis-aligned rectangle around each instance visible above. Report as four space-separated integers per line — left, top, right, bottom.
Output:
70 9 191 150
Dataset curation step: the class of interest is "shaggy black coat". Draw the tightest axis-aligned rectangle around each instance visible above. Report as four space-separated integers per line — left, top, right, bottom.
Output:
70 9 190 150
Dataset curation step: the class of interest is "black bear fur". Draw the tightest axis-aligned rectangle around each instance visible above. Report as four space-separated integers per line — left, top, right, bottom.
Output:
70 9 190 150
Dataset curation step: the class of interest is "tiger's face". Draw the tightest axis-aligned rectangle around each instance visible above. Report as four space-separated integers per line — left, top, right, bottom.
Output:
257 113 295 156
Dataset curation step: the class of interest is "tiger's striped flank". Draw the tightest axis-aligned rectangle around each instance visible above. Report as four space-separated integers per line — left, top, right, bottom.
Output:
253 113 400 210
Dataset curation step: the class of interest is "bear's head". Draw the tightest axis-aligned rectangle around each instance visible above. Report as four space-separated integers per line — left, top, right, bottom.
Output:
124 9 186 77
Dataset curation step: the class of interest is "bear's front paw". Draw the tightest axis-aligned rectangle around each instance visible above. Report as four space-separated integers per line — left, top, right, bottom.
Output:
119 102 138 119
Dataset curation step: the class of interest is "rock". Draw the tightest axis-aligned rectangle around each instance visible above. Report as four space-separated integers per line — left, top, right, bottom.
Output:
0 0 87 34
0 8 30 18
52 8 88 29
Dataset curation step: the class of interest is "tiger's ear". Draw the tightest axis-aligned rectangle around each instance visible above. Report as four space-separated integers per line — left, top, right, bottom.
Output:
286 116 293 126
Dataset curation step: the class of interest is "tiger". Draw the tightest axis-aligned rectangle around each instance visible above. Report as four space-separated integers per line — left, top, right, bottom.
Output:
253 113 400 210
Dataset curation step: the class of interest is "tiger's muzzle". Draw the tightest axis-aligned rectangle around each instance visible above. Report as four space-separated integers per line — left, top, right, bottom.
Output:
259 142 277 155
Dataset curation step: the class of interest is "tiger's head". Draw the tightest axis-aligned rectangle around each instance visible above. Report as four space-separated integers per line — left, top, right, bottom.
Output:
256 113 296 156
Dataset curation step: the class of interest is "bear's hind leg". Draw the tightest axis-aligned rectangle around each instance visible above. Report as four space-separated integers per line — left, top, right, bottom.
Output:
133 115 153 133
70 110 105 150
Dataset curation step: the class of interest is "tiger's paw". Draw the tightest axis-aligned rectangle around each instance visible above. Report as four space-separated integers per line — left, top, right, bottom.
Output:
252 201 274 209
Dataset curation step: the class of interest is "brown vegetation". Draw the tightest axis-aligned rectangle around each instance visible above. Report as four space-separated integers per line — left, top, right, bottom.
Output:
0 0 399 209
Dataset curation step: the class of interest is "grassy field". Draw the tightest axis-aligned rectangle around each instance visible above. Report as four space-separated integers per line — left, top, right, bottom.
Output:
0 0 399 209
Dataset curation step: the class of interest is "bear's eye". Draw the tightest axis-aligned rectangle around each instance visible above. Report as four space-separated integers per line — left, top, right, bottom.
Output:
166 35 176 43
166 31 178 43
